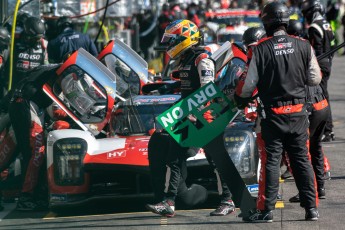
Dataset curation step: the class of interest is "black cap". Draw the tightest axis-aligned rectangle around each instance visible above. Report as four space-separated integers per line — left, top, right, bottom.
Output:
242 27 266 47
23 17 45 38
261 2 290 27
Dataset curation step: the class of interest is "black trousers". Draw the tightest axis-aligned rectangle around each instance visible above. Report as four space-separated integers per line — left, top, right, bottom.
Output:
204 151 232 200
309 104 329 190
148 131 231 201
8 100 31 168
148 131 189 201
258 112 316 210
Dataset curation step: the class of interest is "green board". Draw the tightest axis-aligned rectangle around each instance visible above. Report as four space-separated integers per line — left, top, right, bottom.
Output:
157 82 238 147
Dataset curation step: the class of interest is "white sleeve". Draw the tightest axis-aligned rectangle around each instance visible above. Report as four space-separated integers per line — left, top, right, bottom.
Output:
307 47 322 86
197 58 215 87
239 52 259 98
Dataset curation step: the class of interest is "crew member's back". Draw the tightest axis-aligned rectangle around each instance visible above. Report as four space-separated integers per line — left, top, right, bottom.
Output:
47 16 98 63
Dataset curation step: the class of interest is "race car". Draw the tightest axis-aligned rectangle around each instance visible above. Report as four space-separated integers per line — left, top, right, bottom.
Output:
204 9 262 44
44 39 260 208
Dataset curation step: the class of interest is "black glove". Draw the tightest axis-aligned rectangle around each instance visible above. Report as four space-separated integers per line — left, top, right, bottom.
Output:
234 93 253 110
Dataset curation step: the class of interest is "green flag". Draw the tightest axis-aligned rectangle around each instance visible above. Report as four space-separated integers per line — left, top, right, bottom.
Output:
157 82 239 147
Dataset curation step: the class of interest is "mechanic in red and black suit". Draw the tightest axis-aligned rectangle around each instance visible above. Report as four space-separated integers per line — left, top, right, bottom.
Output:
234 2 322 222
242 26 290 201
0 64 60 211
146 19 236 218
11 17 49 88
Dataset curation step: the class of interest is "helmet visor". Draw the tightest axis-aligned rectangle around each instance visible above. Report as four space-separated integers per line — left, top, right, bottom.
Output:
161 33 187 50
161 33 177 45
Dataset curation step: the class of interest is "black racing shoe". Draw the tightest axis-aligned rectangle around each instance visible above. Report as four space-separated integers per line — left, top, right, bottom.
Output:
322 132 335 142
242 209 273 223
289 193 300 203
210 200 236 216
281 169 293 179
145 200 175 217
305 208 319 221
318 188 326 199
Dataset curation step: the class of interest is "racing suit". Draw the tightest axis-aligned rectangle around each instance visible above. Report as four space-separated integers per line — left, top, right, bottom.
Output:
12 38 49 88
236 30 322 211
7 65 60 196
151 44 232 203
47 28 98 63
307 16 335 138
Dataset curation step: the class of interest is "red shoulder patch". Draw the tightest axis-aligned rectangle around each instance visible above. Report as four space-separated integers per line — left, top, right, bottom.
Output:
256 36 272 45
195 53 209 66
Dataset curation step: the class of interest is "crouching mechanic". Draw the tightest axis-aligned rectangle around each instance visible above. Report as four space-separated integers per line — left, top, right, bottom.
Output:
234 2 322 222
146 19 236 217
0 64 63 211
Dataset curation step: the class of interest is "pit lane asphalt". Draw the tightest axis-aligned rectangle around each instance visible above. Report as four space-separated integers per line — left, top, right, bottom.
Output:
1 56 345 230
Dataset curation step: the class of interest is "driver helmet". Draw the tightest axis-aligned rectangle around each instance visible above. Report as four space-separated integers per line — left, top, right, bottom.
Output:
161 19 200 59
23 16 45 47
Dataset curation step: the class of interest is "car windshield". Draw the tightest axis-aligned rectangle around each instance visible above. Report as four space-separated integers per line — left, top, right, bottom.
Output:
210 16 244 26
54 65 108 123
218 33 244 44
102 54 140 99
112 95 180 135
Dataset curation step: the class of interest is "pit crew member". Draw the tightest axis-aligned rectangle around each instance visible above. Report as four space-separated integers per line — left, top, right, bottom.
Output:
146 19 236 217
12 16 48 88
234 2 322 222
301 0 336 142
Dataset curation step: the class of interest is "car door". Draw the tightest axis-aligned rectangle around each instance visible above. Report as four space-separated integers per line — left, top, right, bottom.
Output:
43 48 117 136
98 38 150 100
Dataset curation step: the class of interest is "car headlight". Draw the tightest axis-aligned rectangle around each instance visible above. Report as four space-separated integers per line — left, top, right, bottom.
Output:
53 138 87 186
224 130 256 178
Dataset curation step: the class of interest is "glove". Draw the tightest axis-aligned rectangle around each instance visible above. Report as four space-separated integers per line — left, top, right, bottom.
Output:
234 93 253 110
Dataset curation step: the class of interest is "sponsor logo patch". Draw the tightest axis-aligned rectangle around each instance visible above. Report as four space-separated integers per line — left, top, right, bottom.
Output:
247 184 259 193
274 42 292 49
107 150 126 159
201 70 213 76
